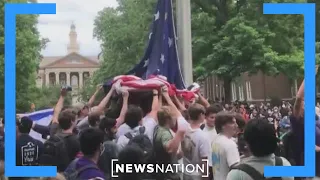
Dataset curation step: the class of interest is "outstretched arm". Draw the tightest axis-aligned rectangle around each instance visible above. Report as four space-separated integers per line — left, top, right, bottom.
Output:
115 89 129 128
52 89 68 124
87 84 103 108
148 89 159 120
94 84 116 115
162 87 182 119
197 92 210 108
172 95 186 111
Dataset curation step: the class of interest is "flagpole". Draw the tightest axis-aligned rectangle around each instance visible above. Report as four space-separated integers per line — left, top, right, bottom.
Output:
176 0 193 86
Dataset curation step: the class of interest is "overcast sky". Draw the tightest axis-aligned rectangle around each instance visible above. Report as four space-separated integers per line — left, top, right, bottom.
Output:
38 0 118 56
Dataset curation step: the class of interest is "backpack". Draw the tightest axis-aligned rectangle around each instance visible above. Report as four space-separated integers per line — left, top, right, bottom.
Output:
124 126 153 163
98 141 119 179
231 156 283 180
64 158 100 180
39 133 71 172
281 130 295 163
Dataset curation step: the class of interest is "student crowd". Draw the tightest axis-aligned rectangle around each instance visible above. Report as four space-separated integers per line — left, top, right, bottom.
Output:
0 75 318 180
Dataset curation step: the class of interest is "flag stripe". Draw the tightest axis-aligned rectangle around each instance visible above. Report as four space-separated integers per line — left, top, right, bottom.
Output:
17 108 54 121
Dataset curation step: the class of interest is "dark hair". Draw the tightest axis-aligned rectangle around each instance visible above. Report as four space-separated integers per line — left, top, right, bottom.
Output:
188 103 205 121
18 117 33 134
118 144 145 180
124 105 143 129
79 128 104 157
205 104 223 116
88 113 101 127
280 107 290 116
244 118 279 157
181 110 190 121
214 111 235 134
99 117 117 140
58 109 76 130
234 113 246 131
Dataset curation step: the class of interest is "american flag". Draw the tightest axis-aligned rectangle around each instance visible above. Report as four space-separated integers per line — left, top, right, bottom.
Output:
126 0 186 89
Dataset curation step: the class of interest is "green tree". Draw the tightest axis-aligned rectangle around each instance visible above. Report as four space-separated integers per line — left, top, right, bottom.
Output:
192 0 305 102
0 0 49 113
78 77 104 106
93 0 307 102
93 0 157 83
33 85 72 110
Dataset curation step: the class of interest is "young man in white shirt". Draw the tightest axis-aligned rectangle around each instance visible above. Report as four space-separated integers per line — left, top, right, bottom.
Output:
202 104 223 180
181 103 209 180
211 111 240 180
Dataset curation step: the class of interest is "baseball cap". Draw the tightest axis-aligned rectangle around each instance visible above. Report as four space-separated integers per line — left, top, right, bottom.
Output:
18 117 33 130
73 102 88 114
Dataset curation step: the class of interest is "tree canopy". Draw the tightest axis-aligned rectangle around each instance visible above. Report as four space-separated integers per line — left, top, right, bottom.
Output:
91 0 317 102
93 0 157 84
0 0 52 114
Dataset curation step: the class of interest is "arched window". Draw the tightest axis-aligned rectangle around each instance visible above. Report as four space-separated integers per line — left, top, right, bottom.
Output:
71 75 78 86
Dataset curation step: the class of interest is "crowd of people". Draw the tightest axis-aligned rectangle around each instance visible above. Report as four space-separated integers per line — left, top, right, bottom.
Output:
0 75 319 180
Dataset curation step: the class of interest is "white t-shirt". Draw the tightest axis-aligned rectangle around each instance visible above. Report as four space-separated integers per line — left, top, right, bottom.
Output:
202 125 217 167
211 134 240 180
142 116 157 143
172 116 189 173
177 116 191 131
181 128 210 179
116 123 132 139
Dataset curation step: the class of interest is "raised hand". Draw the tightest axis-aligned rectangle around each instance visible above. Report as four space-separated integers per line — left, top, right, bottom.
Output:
153 89 158 94
161 86 169 96
96 84 103 91
61 88 68 97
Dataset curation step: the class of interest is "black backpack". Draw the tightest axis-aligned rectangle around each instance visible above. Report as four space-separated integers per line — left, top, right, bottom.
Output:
232 156 283 180
64 158 100 180
39 133 71 172
281 130 295 163
124 126 153 163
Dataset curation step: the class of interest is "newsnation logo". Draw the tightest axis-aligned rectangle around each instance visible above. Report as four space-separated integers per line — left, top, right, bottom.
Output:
111 159 209 178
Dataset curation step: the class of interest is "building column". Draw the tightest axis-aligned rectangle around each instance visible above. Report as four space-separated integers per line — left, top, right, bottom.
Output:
66 72 71 86
55 72 59 85
79 71 83 88
45 72 49 86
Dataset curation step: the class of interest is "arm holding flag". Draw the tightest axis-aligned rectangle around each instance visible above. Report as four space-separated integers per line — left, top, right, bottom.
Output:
93 83 116 115
197 92 210 108
87 84 103 108
115 89 129 128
